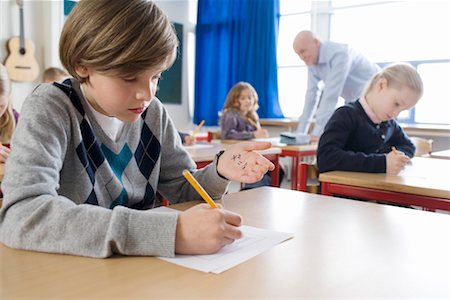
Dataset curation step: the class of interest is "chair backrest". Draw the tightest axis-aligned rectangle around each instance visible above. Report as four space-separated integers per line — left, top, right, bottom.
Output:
409 136 433 157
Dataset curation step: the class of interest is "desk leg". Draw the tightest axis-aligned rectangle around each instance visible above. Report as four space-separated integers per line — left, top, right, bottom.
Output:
291 156 299 190
270 154 280 187
321 182 332 196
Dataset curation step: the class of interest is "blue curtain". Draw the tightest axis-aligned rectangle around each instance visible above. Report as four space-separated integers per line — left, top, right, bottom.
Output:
194 0 283 125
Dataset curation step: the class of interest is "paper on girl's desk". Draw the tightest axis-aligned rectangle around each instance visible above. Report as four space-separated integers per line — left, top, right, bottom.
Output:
153 207 293 274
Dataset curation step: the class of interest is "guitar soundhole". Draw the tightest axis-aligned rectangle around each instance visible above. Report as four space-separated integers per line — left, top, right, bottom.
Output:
19 48 26 55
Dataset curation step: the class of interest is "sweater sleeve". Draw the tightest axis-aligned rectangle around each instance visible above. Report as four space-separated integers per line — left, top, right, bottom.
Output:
0 86 180 258
389 122 415 158
317 106 387 173
220 111 254 140
154 104 230 203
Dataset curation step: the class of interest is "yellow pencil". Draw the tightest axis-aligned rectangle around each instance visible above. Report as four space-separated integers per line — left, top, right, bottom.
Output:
182 169 218 208
192 120 205 136
391 146 397 154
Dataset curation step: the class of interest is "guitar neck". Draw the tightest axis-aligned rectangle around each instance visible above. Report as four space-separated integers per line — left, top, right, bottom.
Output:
19 6 25 52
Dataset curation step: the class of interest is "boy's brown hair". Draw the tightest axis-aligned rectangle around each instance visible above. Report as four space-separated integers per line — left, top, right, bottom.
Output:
59 0 178 82
43 67 68 83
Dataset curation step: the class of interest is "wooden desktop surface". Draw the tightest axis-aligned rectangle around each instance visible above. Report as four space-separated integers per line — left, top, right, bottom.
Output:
185 141 281 162
221 136 318 152
320 157 450 199
429 149 450 159
1 187 449 299
259 118 299 128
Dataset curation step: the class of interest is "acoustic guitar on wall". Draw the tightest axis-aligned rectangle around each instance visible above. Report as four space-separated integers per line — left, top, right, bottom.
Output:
4 0 39 82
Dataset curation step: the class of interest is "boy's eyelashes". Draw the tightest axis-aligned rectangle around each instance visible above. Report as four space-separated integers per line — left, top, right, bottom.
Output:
122 74 162 82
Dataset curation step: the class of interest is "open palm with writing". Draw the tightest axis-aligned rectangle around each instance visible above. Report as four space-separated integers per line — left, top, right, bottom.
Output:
217 141 274 183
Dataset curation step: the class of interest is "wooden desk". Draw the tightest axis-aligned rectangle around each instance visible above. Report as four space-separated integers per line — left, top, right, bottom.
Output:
185 141 282 187
1 187 449 298
430 149 450 159
320 157 450 211
259 118 299 130
222 137 318 190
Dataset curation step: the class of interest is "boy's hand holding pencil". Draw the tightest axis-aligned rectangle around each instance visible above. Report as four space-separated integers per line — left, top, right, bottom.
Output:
176 169 243 255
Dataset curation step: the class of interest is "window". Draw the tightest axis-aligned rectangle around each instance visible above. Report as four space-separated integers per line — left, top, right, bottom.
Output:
277 1 311 118
277 0 450 125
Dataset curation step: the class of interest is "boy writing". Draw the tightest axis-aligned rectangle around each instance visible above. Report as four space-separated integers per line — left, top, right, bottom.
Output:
0 0 274 258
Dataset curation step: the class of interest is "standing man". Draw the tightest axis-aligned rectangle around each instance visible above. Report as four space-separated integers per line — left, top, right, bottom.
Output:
293 30 380 142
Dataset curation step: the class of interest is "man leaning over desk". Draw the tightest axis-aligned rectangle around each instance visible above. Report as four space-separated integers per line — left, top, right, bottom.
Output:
293 30 380 142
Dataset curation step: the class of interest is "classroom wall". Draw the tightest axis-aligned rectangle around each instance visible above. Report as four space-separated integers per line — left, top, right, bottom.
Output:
1 1 448 145
0 0 195 131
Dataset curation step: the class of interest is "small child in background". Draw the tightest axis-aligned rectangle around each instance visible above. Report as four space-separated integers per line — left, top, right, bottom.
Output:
220 82 269 140
220 82 284 189
42 67 69 83
179 132 196 146
0 64 19 162
317 63 423 175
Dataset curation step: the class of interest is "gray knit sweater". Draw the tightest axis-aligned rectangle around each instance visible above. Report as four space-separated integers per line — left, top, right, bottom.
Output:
0 79 229 258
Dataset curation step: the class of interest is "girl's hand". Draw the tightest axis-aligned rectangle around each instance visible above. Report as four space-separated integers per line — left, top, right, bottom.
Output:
0 145 11 163
183 135 196 146
386 150 410 175
217 141 275 183
175 204 243 254
253 128 269 138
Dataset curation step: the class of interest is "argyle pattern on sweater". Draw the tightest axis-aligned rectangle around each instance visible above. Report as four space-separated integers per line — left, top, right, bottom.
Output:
54 80 160 209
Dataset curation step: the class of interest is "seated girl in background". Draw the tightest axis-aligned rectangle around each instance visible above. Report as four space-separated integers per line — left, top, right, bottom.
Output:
220 81 269 140
0 64 19 163
220 82 284 189
317 63 423 175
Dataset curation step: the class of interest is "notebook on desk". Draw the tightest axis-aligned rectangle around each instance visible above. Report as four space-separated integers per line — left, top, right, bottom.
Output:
279 132 310 145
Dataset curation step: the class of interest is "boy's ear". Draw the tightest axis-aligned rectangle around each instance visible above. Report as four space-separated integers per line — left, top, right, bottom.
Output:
74 65 89 78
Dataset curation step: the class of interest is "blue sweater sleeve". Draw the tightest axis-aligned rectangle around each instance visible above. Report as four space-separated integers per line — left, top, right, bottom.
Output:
317 106 386 173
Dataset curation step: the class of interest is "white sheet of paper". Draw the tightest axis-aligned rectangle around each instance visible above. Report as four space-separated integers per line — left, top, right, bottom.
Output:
155 206 293 274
